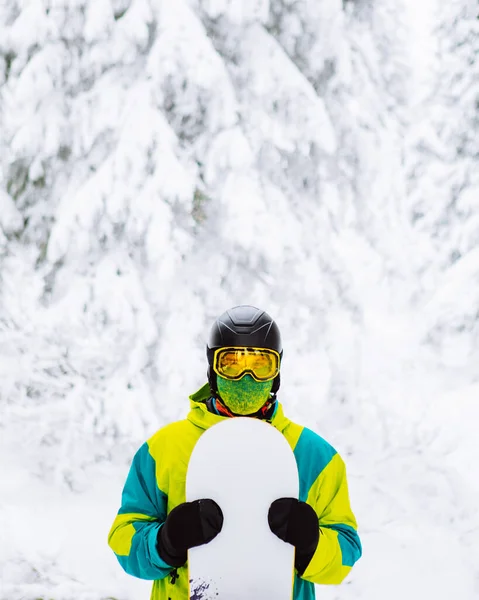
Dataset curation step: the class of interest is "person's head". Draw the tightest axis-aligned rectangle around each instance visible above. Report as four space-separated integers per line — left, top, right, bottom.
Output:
206 305 282 416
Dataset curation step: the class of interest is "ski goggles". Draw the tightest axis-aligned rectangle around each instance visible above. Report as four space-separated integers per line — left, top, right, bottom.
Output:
213 347 280 382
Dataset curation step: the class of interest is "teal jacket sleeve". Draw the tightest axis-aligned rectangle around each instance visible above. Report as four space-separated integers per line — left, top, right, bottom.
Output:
108 442 172 580
292 427 362 585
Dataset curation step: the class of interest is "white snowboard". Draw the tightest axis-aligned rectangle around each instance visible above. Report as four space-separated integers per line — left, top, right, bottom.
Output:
186 417 299 600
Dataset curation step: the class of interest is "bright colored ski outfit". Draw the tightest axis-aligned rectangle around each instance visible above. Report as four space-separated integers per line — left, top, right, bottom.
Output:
108 384 362 599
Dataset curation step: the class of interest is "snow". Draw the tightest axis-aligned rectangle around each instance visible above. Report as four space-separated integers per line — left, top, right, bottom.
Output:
1 0 479 598
0 190 23 235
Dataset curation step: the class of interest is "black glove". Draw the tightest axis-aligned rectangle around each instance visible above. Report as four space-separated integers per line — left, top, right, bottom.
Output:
268 498 319 575
157 499 223 567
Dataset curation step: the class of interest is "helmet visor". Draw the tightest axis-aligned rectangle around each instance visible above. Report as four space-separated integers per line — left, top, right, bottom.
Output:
213 347 280 382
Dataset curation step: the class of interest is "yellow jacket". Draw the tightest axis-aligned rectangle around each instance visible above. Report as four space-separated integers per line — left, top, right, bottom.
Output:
108 384 361 599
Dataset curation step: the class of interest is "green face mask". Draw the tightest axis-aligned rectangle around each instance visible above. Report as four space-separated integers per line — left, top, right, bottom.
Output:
216 374 274 416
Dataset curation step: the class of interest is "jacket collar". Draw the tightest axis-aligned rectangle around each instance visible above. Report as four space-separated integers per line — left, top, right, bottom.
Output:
187 383 291 434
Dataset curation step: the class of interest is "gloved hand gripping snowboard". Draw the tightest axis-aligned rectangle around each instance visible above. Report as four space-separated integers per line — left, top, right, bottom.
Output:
157 499 224 567
268 498 320 574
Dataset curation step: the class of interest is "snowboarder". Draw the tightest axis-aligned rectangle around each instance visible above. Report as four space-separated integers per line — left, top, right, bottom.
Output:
108 305 362 599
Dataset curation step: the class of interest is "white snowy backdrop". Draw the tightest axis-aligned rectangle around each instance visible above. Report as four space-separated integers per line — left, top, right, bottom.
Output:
0 0 478 598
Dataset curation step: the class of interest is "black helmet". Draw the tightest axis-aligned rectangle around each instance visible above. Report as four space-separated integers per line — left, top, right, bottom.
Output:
206 305 282 396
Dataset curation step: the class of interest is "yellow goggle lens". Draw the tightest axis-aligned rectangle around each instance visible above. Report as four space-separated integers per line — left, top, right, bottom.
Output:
214 347 280 382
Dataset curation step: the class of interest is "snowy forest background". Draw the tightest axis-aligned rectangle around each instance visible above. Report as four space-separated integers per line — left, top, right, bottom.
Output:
1 0 478 598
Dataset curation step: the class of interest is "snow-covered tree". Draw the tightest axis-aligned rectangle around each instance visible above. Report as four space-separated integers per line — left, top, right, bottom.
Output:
1 0 478 598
